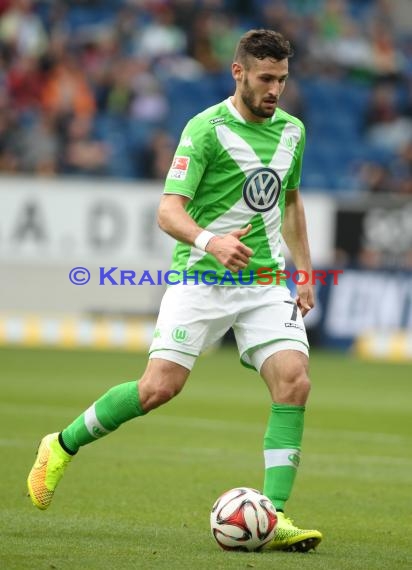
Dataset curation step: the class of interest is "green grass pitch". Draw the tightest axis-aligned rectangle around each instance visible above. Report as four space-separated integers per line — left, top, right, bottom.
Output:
1 346 411 569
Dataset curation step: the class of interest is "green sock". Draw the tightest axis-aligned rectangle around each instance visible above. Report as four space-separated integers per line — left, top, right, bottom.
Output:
61 381 145 454
263 403 305 511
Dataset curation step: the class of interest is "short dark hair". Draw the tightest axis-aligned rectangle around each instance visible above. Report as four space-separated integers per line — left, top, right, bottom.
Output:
234 29 294 68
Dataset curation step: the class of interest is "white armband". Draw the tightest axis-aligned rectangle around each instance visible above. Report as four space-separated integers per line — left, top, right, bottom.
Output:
194 230 216 251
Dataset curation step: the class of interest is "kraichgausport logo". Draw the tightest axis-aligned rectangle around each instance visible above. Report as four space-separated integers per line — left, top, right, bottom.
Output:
68 267 344 286
243 167 281 212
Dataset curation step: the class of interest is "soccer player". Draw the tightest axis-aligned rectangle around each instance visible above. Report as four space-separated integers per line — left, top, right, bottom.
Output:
27 29 322 552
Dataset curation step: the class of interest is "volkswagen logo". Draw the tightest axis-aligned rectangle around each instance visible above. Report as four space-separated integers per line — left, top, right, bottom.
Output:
242 167 281 212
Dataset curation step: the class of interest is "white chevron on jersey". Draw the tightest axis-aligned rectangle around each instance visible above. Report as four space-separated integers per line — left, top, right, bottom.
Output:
187 122 300 269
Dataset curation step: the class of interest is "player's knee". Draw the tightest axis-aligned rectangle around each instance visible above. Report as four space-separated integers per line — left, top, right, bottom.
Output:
153 382 182 406
296 371 311 399
139 361 188 411
277 368 311 405
139 379 183 411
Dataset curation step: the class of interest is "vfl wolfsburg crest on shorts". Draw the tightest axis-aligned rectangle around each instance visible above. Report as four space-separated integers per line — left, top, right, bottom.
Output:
243 167 281 212
165 98 306 284
172 326 189 343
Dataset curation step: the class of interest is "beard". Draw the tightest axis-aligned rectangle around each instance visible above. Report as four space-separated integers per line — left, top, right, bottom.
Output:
241 76 277 119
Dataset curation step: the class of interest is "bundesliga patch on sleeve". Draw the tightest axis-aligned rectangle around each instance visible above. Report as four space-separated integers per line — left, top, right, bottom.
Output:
167 156 190 180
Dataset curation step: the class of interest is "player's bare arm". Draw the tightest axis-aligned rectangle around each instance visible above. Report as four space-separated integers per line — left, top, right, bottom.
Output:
158 194 254 272
158 194 204 245
281 189 314 316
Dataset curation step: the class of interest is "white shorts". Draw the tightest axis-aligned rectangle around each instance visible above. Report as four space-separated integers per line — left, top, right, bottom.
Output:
149 284 309 371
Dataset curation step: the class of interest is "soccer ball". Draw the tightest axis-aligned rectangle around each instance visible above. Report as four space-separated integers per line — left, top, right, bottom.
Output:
210 487 278 551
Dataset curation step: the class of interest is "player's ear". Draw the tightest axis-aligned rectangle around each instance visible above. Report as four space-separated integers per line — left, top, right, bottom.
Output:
232 62 243 81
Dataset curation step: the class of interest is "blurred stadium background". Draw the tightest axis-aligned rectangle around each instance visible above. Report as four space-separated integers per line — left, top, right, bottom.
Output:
1 0 412 360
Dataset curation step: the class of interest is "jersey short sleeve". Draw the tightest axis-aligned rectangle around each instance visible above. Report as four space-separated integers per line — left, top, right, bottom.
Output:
285 123 305 191
164 114 215 199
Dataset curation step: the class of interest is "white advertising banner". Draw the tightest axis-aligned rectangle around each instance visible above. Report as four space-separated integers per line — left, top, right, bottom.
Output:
0 176 174 265
0 176 335 267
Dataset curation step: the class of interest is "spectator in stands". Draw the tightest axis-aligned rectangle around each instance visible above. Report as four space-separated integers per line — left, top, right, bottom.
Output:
41 51 96 120
6 53 44 115
364 82 412 152
258 0 290 33
0 1 11 17
16 109 60 175
188 10 223 73
130 70 169 123
316 0 348 40
139 128 175 180
309 1 374 76
0 104 20 172
368 18 403 79
207 12 244 69
59 114 110 177
356 160 393 194
102 57 134 116
389 140 412 194
0 0 48 58
132 2 186 60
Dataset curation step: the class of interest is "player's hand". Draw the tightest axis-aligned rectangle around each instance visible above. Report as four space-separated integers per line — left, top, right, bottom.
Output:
295 283 315 317
206 224 253 272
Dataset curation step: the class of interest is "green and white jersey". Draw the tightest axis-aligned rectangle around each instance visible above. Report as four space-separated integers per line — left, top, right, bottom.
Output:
164 97 305 285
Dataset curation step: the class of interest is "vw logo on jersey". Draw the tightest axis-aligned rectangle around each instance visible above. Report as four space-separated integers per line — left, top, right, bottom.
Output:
242 167 281 212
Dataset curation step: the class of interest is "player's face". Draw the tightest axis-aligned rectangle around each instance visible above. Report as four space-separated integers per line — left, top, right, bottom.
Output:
234 57 289 121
